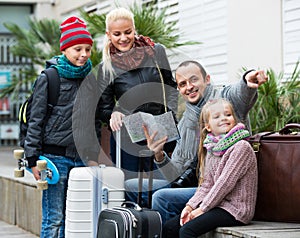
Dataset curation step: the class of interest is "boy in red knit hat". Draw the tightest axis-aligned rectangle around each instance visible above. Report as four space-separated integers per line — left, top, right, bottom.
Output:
23 16 101 237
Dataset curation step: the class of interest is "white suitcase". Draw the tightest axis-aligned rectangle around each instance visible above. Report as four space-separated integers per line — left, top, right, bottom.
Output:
65 131 125 238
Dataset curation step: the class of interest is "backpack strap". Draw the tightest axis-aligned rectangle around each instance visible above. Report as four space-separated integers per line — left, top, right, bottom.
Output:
42 67 60 107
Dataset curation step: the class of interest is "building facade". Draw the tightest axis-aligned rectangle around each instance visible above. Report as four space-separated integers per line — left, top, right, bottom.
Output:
0 0 299 145
1 0 299 79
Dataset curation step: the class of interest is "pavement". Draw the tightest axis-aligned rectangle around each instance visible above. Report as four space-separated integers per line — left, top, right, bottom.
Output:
0 220 38 238
0 146 38 238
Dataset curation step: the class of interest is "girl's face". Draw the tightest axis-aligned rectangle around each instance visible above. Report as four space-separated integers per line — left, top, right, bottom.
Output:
106 18 135 52
205 103 236 136
62 44 92 66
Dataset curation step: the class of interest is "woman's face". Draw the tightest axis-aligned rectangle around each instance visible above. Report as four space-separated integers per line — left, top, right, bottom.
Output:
62 44 92 66
106 18 135 52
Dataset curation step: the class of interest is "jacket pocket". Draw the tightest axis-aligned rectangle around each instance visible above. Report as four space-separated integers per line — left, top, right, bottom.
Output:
57 84 74 105
44 114 63 136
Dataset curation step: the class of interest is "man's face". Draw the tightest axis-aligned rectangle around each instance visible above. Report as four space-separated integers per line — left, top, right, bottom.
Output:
175 63 210 104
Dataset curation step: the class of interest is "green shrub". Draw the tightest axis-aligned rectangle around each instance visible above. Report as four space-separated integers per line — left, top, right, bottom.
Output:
250 62 300 134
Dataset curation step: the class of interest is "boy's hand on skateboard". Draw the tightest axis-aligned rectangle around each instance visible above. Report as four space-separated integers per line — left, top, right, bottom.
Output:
31 166 41 181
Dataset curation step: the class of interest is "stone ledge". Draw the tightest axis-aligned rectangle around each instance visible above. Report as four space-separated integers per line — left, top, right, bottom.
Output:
200 221 300 238
1 170 300 238
0 175 41 236
0 151 300 238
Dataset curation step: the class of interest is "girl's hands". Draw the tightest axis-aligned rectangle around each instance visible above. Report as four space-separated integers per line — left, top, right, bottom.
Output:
180 205 193 226
189 207 204 221
180 206 204 226
109 111 125 131
143 125 167 162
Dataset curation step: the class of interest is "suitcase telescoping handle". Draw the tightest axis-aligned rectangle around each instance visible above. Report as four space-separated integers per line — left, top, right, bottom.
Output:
116 130 121 169
138 150 154 208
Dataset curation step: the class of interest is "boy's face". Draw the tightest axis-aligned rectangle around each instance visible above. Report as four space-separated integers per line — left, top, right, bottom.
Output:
175 63 210 104
62 44 92 66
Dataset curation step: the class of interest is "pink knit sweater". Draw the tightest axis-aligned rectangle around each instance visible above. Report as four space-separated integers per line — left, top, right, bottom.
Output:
187 140 258 224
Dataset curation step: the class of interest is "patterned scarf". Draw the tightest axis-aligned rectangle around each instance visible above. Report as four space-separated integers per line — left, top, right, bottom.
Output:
203 123 250 156
51 54 92 79
110 35 155 71
175 84 219 161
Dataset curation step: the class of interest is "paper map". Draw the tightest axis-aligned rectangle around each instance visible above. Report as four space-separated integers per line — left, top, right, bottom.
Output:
123 111 180 143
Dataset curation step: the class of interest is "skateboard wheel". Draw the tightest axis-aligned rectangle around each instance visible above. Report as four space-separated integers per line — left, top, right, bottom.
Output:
37 180 48 190
14 168 25 177
37 160 47 171
14 149 24 159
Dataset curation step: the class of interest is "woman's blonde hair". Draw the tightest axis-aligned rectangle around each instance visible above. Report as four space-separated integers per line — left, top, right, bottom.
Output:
102 7 135 81
197 98 238 185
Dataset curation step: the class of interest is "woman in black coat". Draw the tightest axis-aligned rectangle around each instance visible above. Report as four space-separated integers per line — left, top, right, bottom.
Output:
98 7 178 180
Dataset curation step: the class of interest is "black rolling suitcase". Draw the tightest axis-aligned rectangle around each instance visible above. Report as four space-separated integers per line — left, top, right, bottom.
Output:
97 131 162 238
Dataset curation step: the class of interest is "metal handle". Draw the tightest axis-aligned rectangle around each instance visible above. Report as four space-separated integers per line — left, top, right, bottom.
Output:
121 201 142 211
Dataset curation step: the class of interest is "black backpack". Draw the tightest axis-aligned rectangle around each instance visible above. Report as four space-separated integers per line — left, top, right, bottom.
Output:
19 67 60 147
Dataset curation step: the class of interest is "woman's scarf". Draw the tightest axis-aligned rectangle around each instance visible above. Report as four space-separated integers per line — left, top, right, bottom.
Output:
110 35 155 71
203 123 250 156
52 54 92 79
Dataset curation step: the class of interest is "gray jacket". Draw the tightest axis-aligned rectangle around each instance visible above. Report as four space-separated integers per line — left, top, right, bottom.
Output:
155 75 258 182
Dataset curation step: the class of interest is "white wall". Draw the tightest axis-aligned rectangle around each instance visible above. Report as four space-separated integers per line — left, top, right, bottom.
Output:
174 0 229 85
227 0 282 82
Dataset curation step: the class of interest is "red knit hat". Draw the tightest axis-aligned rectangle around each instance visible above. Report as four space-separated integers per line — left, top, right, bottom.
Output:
59 16 93 51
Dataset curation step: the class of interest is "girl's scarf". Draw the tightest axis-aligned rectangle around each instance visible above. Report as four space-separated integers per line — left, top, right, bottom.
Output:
203 123 250 156
175 84 218 161
110 35 155 71
51 54 92 79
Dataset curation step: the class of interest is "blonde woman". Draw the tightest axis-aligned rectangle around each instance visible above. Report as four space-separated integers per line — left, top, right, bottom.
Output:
98 7 178 181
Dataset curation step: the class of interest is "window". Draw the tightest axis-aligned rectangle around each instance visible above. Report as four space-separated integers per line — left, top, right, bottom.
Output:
283 0 300 76
0 4 32 33
171 0 228 85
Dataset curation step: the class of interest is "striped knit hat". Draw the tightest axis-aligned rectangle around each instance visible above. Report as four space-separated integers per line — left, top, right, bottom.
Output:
59 16 93 51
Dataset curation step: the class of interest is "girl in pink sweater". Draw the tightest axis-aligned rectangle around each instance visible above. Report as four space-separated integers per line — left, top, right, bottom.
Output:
163 98 258 238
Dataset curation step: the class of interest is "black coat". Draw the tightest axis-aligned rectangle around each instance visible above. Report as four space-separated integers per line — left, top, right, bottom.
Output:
98 43 178 124
24 60 101 166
